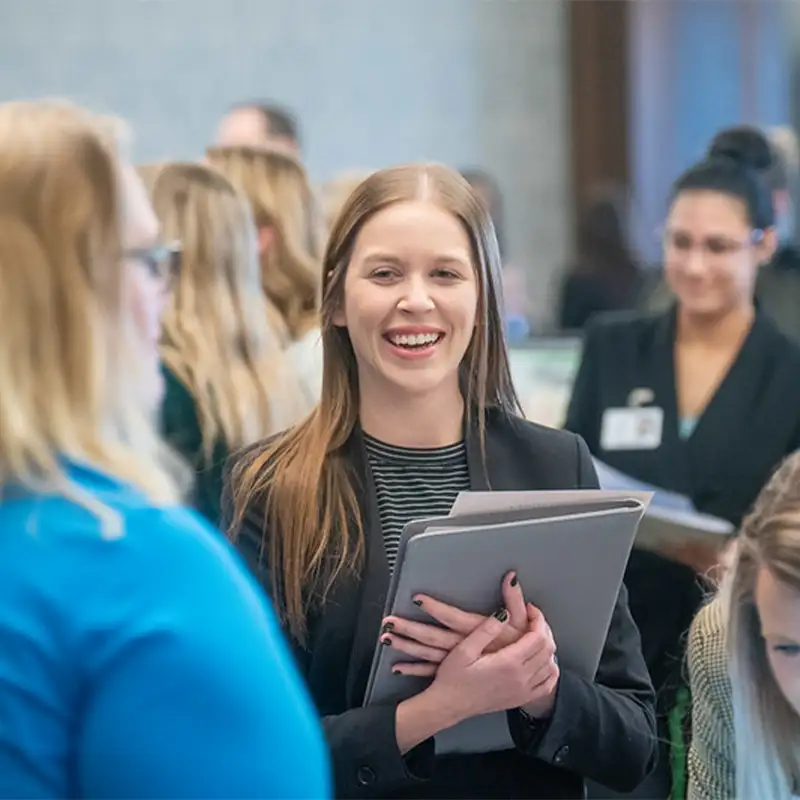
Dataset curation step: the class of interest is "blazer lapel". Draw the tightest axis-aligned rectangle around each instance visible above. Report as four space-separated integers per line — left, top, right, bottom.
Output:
684 313 773 499
648 308 693 496
344 428 392 707
466 417 491 491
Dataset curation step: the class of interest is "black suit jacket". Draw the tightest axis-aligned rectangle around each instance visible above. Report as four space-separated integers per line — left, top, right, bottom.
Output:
229 410 657 799
564 308 800 699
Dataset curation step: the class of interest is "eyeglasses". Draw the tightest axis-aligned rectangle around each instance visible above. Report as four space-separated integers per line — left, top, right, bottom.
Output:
125 241 181 281
660 228 764 259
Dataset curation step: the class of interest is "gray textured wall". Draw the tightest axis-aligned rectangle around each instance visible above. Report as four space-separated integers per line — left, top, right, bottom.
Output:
0 0 570 324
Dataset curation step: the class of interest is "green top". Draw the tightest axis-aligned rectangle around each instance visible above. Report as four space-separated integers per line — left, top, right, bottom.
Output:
161 366 229 528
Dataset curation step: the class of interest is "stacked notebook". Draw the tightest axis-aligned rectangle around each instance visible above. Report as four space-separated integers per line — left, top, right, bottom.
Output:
364 490 650 754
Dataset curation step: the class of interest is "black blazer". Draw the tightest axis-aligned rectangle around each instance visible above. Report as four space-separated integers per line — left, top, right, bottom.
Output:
564 308 800 698
229 410 657 799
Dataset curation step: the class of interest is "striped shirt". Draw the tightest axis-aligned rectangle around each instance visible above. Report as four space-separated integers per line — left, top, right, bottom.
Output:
364 434 471 572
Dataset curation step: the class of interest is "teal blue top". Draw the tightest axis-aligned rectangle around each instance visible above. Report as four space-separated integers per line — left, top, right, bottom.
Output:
678 416 698 440
0 461 331 798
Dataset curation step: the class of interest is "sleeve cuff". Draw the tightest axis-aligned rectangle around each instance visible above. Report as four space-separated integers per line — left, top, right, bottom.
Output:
507 707 553 754
326 703 434 797
508 671 576 771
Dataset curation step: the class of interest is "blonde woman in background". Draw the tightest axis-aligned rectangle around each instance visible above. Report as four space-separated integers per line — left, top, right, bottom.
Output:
0 100 330 798
135 161 165 193
320 169 373 230
207 145 324 401
688 450 800 800
147 161 305 526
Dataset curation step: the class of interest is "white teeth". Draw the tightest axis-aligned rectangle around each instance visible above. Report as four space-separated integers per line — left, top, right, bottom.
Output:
390 332 440 347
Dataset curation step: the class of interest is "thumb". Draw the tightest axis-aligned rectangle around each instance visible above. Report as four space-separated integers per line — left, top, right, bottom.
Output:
454 607 510 663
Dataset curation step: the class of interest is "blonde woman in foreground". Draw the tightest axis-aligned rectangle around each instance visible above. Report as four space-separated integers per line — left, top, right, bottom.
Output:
688 450 800 800
207 144 324 401
0 101 329 798
148 161 305 526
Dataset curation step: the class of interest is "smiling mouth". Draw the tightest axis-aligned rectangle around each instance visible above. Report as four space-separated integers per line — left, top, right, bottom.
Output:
384 332 444 350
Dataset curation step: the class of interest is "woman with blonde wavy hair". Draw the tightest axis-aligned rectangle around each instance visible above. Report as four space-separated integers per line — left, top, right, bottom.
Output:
688 450 800 800
0 100 329 798
226 162 656 799
147 161 305 525
206 144 324 401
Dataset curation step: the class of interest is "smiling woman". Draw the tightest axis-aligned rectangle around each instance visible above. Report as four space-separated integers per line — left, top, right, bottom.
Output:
226 162 657 799
335 198 479 440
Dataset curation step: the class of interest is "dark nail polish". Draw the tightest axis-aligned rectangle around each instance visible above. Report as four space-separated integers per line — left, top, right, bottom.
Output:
413 598 423 607
381 636 391 646
381 622 394 634
494 608 509 623
510 574 518 587
392 669 402 675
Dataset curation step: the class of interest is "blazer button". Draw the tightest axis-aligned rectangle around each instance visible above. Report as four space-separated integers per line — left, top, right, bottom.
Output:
356 765 376 787
553 745 570 765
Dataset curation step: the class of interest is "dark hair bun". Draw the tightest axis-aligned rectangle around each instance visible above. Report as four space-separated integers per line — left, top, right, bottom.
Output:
707 125 774 174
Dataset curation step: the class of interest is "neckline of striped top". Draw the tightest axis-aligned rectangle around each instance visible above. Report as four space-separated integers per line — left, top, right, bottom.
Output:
363 433 466 464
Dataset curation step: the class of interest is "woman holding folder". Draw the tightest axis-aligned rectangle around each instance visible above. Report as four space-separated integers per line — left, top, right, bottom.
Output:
226 164 657 799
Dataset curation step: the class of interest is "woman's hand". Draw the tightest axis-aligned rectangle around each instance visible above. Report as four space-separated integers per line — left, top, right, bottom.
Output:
396 603 560 726
380 571 528 669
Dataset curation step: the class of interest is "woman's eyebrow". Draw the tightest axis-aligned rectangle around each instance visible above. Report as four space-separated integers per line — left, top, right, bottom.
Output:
361 253 404 266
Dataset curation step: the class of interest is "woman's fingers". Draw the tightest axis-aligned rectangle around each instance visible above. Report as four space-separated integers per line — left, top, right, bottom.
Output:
382 617 463 651
411 595 484 635
392 661 437 677
453 607 511 664
381 632 449 664
501 570 528 631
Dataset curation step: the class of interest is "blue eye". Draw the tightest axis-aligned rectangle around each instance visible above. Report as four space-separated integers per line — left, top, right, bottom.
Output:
772 643 800 656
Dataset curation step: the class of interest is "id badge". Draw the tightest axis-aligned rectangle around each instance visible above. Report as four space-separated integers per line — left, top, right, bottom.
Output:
600 407 664 451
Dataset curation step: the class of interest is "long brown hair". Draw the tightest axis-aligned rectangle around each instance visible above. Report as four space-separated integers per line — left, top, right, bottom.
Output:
206 145 322 341
229 163 520 643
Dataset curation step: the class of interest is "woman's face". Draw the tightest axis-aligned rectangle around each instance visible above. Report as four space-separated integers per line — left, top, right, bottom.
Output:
663 190 773 319
335 200 478 403
119 165 168 410
756 565 800 715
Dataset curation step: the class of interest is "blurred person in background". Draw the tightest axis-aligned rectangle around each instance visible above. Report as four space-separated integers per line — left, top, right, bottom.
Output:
321 169 373 230
216 100 301 156
0 100 330 799
147 161 308 527
752 126 800 343
557 185 641 330
208 145 324 402
641 125 800 343
567 130 800 799
461 167 532 341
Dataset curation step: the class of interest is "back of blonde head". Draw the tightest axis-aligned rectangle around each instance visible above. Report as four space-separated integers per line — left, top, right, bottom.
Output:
724 451 800 798
0 100 180 510
150 162 303 453
206 145 322 341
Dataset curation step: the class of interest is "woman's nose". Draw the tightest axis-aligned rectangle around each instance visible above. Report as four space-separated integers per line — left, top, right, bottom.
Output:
397 278 435 312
